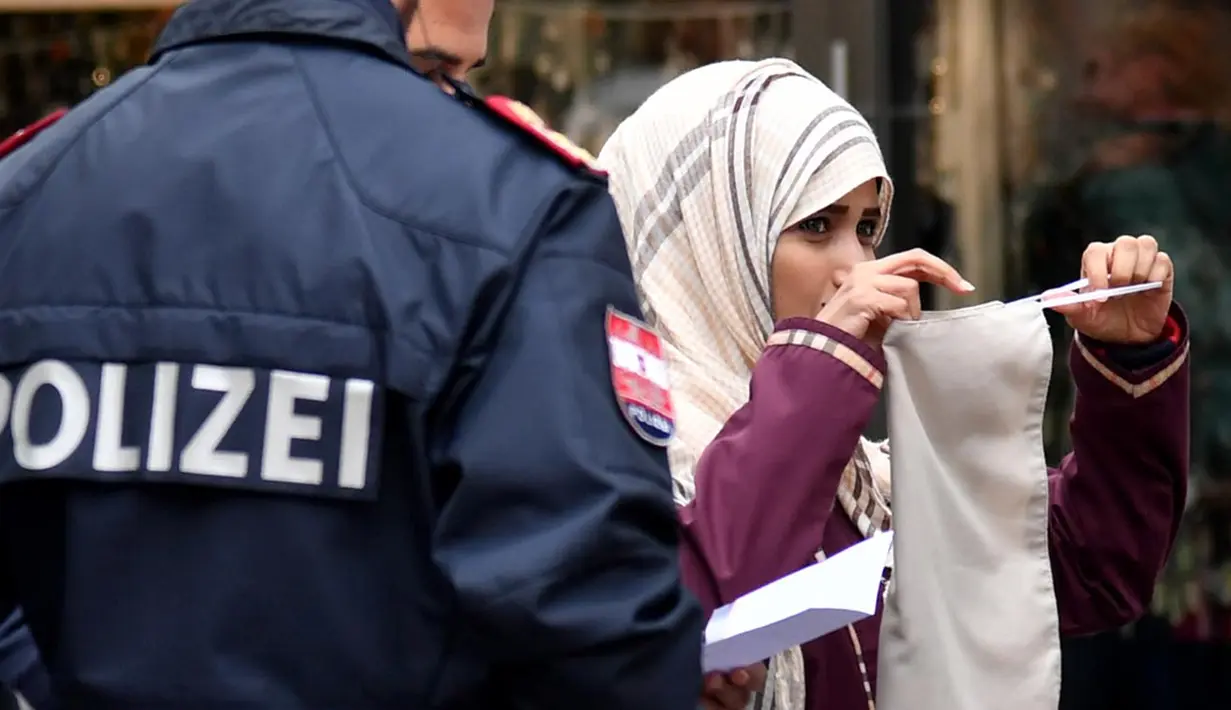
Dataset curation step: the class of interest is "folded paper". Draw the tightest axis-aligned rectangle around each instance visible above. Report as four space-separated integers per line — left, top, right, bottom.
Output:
702 531 893 673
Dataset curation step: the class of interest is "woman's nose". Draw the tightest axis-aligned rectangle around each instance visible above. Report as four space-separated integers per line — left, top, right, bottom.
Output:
830 235 873 285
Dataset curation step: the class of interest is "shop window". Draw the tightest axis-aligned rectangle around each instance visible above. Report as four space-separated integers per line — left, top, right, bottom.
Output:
471 0 792 154
0 10 172 136
995 2 1231 680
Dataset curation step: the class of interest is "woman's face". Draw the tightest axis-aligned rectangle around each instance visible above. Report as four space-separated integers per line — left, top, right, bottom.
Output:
770 179 882 321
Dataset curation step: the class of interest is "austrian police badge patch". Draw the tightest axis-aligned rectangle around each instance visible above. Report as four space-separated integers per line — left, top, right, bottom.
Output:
606 307 674 446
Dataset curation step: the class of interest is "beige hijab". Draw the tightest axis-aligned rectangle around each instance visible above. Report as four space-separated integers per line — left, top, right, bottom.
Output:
599 59 894 709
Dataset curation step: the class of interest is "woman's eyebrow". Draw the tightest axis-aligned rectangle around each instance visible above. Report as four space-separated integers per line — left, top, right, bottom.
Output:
862 207 882 217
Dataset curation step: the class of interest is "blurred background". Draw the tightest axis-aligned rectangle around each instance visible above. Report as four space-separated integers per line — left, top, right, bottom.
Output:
2 0 1231 707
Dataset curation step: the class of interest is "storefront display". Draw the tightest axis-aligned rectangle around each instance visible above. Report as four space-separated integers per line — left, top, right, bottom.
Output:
925 1 1231 705
472 0 791 153
0 1 171 8
0 1 790 149
1021 1 1231 647
0 9 172 135
2 0 1229 704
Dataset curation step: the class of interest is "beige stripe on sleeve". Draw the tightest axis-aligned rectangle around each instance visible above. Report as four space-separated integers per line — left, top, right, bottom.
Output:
1075 338 1189 399
766 328 884 389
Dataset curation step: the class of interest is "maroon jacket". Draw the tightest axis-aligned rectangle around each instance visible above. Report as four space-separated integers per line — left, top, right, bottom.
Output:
678 307 1190 710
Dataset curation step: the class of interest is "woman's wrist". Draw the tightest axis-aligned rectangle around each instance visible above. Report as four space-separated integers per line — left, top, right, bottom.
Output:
1080 311 1184 371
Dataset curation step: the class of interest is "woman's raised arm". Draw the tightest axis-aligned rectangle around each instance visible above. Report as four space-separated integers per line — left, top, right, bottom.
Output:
1048 307 1189 634
678 317 884 613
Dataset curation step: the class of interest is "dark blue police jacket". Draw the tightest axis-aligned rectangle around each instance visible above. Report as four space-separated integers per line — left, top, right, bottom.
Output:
0 610 51 709
0 0 703 707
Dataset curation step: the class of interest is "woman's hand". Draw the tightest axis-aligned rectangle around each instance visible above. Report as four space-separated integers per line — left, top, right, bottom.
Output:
1051 235 1174 344
701 664 768 710
815 248 975 346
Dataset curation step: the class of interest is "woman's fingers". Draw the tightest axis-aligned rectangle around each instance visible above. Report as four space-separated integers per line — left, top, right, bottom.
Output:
702 673 752 710
734 663 768 692
1108 235 1140 287
872 248 974 294
1081 235 1167 295
1142 252 1171 287
906 282 923 320
871 274 923 320
865 289 914 323
819 249 964 341
1081 241 1113 292
1132 235 1159 283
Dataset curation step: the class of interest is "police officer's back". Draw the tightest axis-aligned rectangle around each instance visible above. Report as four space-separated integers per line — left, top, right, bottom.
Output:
0 0 703 707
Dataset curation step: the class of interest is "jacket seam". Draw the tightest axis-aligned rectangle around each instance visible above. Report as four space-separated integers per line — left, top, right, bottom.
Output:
0 59 167 209
423 183 626 414
0 303 382 333
287 47 507 256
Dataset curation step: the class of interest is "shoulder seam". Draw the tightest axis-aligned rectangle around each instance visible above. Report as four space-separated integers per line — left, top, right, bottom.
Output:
0 63 164 209
422 179 574 400
289 48 515 257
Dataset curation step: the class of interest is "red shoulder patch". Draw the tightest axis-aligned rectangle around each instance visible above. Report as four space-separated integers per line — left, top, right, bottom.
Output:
484 96 606 175
606 307 674 447
0 109 68 160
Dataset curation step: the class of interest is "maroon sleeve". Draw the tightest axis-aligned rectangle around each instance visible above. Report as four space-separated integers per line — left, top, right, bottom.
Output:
1048 304 1190 635
677 317 883 615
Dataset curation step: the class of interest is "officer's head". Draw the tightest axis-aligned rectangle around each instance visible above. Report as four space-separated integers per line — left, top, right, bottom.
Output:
397 0 492 89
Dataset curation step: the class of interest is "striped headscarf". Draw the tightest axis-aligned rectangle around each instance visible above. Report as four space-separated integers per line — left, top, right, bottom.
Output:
599 59 894 709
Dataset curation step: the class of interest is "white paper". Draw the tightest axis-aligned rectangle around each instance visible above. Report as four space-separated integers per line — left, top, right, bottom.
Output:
702 531 894 672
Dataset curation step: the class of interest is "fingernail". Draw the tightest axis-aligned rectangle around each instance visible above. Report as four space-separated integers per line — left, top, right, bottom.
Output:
960 279 976 292
732 670 749 685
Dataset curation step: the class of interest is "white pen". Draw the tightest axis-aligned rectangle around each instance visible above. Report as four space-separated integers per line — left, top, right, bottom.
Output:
1039 281 1163 309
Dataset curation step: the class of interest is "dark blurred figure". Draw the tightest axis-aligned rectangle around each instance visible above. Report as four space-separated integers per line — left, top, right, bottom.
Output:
1025 5 1231 709
0 611 50 709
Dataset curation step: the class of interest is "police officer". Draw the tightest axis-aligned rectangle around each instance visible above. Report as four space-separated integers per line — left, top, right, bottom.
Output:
0 0 705 707
0 610 48 710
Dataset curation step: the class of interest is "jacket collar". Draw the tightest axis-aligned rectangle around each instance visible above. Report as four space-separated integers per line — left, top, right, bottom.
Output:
150 0 411 68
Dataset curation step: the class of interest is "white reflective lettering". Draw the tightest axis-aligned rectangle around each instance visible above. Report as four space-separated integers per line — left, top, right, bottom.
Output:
338 378 374 490
12 360 90 471
94 363 140 472
0 360 376 493
146 363 179 472
179 365 254 479
262 370 329 485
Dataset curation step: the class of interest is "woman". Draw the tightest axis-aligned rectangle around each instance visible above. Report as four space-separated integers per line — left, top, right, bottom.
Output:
599 59 1188 710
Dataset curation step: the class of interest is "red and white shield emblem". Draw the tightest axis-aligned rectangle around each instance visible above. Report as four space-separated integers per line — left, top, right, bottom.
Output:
606 307 675 447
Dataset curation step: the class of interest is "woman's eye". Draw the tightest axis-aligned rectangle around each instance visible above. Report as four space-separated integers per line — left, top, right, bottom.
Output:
856 220 879 240
797 217 829 235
